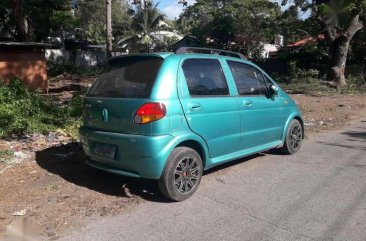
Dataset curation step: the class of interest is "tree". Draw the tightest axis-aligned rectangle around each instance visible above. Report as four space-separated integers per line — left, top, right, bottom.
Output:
123 0 165 52
282 0 366 86
176 0 282 57
77 0 130 44
106 0 113 58
12 0 30 41
0 0 78 41
233 0 282 56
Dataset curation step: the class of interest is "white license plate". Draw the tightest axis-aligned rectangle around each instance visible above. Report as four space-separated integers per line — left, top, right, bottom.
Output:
94 143 116 159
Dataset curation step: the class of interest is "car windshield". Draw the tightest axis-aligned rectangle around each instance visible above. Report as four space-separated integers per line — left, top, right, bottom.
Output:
87 56 163 98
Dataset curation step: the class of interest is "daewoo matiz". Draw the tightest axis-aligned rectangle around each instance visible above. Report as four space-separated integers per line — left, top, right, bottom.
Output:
79 47 304 201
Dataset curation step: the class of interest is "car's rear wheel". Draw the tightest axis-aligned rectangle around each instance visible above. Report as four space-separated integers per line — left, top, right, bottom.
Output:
158 147 203 201
279 119 303 155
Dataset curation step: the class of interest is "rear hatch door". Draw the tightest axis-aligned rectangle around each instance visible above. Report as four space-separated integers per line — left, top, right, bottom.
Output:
84 55 164 134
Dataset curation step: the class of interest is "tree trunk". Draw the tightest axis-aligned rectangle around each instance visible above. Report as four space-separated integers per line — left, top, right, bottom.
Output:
106 0 113 58
319 3 364 87
12 0 31 41
327 36 349 87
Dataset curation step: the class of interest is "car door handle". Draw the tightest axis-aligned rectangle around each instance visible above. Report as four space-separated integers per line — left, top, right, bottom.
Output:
187 102 202 111
243 100 253 107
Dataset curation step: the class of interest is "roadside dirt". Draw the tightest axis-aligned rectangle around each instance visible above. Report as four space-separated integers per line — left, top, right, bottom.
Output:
291 94 366 135
1 91 366 240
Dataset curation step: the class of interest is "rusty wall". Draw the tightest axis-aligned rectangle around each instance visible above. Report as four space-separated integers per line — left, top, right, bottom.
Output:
0 50 48 90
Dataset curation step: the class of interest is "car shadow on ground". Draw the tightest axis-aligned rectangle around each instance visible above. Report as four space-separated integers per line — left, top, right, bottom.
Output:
35 142 169 203
203 153 265 175
36 142 266 203
316 129 366 151
342 131 366 140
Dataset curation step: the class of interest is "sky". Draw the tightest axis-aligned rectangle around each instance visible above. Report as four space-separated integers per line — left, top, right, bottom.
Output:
157 0 196 19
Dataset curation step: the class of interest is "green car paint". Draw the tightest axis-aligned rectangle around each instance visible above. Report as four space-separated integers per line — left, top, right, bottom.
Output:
79 52 303 179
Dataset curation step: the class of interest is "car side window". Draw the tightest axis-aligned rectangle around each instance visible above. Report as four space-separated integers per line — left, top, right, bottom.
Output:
182 59 229 96
227 61 262 96
255 70 269 95
262 73 274 86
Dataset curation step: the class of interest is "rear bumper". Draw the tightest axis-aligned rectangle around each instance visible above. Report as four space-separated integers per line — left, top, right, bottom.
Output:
79 126 174 179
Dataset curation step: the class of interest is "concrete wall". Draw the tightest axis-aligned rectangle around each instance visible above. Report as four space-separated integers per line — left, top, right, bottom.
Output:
45 49 71 63
45 48 107 67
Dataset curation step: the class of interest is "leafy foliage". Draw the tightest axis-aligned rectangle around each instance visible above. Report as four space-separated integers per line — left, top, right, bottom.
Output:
120 1 166 52
0 78 84 138
176 0 282 57
76 0 131 44
0 0 131 43
0 0 78 41
281 0 365 85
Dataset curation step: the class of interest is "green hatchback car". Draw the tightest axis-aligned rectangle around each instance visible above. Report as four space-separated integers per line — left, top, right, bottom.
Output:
79 47 304 201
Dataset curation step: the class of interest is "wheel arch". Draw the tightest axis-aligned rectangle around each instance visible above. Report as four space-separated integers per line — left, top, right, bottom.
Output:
281 113 305 142
293 116 305 139
176 140 207 167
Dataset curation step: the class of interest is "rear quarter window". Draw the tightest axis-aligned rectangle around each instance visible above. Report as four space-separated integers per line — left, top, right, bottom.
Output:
87 56 163 98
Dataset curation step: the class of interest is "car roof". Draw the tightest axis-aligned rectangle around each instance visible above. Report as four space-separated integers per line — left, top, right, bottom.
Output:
108 51 259 70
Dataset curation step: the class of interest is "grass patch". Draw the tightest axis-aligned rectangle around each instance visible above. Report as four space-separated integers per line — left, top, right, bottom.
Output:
278 80 366 94
0 150 14 158
273 62 366 94
0 78 84 139
278 81 335 94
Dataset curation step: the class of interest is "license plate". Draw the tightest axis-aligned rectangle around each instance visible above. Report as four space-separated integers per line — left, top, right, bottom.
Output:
94 143 116 159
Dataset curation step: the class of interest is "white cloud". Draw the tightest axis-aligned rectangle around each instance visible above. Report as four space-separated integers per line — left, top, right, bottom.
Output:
163 0 196 19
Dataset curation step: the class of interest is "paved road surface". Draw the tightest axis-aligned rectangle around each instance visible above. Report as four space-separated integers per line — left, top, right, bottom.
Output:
60 117 366 241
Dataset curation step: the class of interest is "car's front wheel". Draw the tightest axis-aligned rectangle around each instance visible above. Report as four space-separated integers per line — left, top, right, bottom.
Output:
279 119 303 154
158 147 203 201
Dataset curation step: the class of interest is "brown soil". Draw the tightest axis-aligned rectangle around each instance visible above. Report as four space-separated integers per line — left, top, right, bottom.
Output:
291 94 366 135
1 91 366 239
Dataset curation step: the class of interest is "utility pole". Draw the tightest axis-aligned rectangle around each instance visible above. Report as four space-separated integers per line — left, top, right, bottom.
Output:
106 0 113 58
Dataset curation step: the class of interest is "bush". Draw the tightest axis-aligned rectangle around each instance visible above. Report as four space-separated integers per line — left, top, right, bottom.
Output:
273 61 320 84
0 78 83 138
339 75 366 93
47 61 103 77
278 73 366 94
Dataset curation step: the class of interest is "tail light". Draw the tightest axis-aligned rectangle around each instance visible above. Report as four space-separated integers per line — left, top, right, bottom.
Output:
134 102 166 124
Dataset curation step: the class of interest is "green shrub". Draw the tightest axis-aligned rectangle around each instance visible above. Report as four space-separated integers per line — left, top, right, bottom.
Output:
278 81 336 94
273 61 320 84
47 61 103 77
338 75 366 93
0 78 83 138
278 73 366 94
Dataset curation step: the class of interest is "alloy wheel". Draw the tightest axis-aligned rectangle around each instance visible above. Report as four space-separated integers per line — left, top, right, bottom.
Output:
174 157 200 193
290 125 302 149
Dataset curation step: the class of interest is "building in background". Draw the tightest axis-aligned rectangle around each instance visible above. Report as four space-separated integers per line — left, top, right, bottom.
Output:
0 42 56 90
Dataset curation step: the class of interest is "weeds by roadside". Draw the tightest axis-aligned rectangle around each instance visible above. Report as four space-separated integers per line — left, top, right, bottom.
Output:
0 150 14 158
278 79 366 95
273 62 366 94
0 78 84 139
47 61 103 77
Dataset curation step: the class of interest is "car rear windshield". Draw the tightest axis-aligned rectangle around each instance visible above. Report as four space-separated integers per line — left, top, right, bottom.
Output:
87 56 163 98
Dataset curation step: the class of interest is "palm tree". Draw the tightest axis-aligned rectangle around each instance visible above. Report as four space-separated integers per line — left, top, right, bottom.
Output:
119 0 165 52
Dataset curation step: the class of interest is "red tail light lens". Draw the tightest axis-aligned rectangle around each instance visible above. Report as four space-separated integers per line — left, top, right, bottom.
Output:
134 102 166 124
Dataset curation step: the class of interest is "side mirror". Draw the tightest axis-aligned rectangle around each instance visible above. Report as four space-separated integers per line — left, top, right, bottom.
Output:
269 85 279 96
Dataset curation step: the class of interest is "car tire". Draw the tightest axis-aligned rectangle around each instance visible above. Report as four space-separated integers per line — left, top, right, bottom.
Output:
158 147 203 202
279 119 303 155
